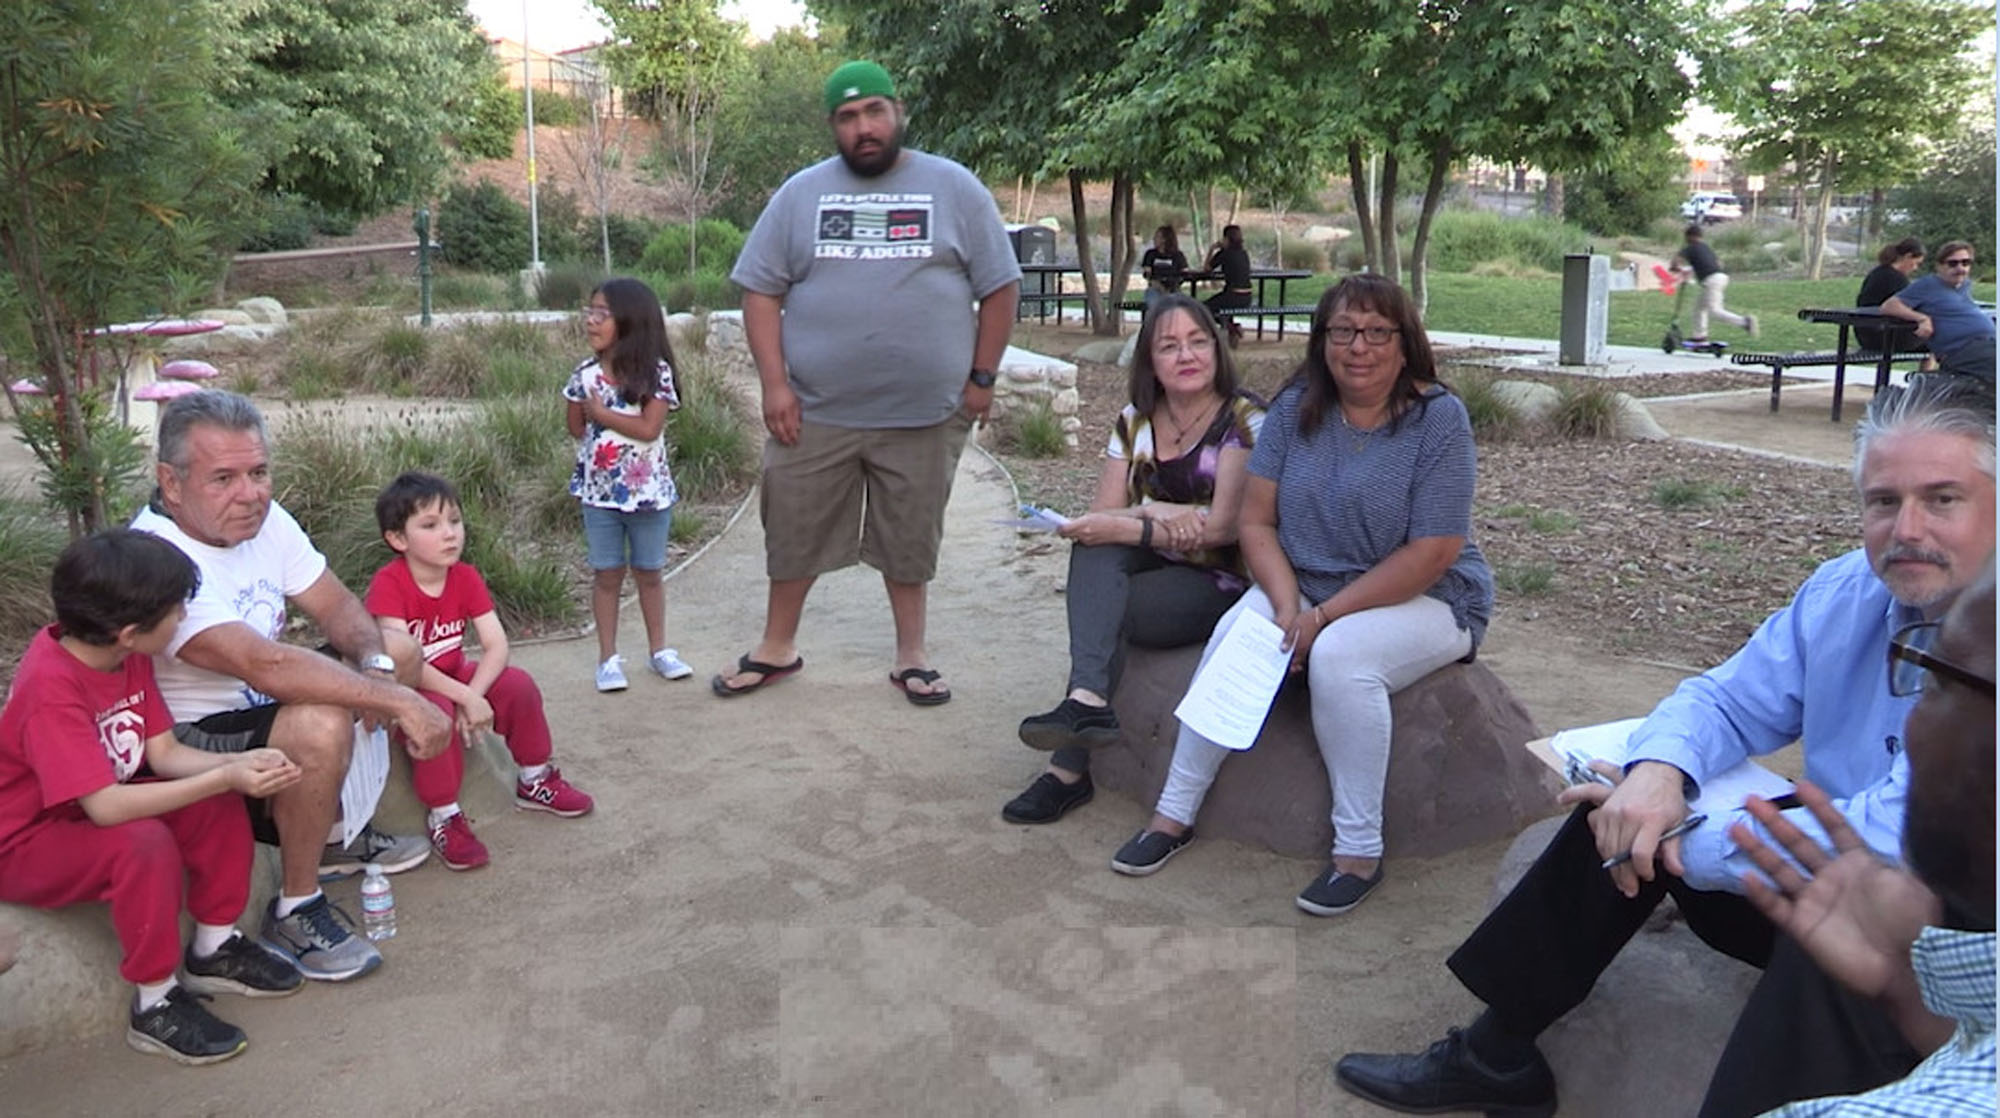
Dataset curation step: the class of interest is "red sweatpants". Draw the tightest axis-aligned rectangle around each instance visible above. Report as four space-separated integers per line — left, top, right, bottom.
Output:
0 794 251 983
410 661 553 808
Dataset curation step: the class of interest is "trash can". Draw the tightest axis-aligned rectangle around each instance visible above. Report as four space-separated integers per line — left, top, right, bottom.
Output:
1007 224 1056 266
1560 253 1609 366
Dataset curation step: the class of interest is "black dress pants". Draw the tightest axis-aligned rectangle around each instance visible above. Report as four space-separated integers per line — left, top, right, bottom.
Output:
1446 806 1916 1116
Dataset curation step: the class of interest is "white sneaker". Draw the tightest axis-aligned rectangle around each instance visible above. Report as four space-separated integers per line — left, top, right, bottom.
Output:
649 648 694 681
595 655 629 693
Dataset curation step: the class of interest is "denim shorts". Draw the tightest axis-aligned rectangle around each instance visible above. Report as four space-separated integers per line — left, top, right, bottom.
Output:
581 504 672 571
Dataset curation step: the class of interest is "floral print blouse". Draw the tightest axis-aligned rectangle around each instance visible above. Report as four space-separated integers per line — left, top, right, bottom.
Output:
562 355 680 512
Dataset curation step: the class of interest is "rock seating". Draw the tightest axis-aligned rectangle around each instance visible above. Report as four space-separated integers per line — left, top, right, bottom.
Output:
0 732 517 1060
1091 643 1557 859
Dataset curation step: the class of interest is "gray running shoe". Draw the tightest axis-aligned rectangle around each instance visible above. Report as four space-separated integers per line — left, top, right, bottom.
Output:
127 987 247 1066
258 895 382 982
318 821 430 881
181 931 303 997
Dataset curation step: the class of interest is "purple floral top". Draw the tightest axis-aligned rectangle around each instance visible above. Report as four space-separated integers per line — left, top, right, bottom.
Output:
562 355 681 512
1106 389 1265 589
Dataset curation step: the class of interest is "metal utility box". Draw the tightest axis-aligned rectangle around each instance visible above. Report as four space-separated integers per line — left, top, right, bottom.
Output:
1560 253 1609 366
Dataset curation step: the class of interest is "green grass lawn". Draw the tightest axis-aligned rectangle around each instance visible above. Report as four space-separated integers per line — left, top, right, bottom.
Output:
1285 272 1993 354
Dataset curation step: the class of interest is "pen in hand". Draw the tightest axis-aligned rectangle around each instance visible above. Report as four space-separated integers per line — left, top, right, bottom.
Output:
1601 813 1707 870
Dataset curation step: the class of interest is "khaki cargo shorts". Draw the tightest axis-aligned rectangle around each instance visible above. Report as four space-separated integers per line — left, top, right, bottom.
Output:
760 412 973 583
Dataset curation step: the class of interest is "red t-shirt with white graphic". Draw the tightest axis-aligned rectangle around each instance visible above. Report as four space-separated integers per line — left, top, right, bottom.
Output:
364 558 495 676
0 626 174 855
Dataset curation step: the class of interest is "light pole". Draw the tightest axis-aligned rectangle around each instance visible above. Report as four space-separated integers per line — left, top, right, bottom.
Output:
521 0 543 292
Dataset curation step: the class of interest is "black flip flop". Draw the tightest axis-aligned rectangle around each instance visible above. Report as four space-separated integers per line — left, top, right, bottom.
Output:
710 654 804 698
889 667 952 706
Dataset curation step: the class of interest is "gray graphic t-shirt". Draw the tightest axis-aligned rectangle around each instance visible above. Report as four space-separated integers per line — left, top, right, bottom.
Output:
732 150 1021 428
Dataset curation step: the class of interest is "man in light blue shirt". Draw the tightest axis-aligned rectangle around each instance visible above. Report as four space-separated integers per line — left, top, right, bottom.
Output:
1336 375 1995 1118
1741 561 1994 1117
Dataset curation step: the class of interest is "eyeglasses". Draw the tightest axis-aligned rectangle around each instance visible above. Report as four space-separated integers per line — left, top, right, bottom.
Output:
581 306 613 323
1887 620 1996 697
1942 258 1974 267
1326 325 1400 347
1152 336 1215 359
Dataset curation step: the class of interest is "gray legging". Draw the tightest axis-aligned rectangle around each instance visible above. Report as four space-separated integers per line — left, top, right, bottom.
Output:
1053 541 1239 774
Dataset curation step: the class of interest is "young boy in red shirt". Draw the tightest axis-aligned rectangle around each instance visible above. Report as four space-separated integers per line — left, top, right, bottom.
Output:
0 529 304 1064
365 472 593 870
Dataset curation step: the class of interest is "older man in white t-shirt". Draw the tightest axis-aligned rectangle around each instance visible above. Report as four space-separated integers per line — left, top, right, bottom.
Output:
132 390 450 981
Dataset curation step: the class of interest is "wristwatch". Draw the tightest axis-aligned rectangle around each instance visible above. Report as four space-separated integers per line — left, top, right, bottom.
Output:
968 367 997 389
360 652 396 675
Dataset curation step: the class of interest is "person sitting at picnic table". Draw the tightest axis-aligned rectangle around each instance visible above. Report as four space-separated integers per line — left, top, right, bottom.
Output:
1140 225 1189 309
1204 224 1254 344
1883 240 1995 388
1105 273 1493 917
1855 237 1926 356
1002 295 1265 824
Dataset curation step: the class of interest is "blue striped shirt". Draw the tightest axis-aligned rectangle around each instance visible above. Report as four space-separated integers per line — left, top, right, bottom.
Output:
1768 927 1996 1117
1246 382 1493 647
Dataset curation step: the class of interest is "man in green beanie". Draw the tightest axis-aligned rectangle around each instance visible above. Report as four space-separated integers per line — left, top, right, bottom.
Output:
718 60 1020 707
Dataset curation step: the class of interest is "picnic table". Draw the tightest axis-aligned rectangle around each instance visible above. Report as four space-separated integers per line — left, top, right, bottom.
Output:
1729 308 1930 422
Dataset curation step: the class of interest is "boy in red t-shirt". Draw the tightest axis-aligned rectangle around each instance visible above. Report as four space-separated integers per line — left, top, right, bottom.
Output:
0 529 304 1065
365 472 593 870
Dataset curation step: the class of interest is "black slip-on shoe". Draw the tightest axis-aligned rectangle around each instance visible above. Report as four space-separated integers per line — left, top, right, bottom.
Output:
1334 1027 1556 1117
1001 772 1095 824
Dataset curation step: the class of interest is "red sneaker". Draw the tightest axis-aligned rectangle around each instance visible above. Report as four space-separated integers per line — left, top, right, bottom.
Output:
428 812 490 871
515 766 594 818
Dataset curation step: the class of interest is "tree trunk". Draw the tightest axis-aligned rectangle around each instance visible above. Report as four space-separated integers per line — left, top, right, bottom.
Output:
1100 172 1137 335
1867 185 1886 241
1068 170 1103 333
1187 188 1206 255
1543 173 1565 220
1378 152 1401 285
1348 142 1378 273
1807 151 1837 281
1408 143 1452 317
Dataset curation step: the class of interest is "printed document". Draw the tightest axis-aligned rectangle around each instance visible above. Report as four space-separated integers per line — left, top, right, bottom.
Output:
1172 609 1292 751
1536 717 1794 813
338 724 391 848
995 505 1071 532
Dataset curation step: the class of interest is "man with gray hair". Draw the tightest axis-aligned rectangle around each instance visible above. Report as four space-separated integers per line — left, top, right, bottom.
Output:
132 390 450 982
1336 374 1995 1116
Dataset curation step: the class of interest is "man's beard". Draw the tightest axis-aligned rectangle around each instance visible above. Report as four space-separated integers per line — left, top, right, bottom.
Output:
838 127 904 177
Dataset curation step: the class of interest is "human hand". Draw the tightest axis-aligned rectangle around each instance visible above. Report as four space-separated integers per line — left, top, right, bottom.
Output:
961 383 993 423
456 694 494 741
1914 316 1935 341
1056 512 1127 547
1567 760 1689 897
762 382 802 446
1153 508 1206 552
230 749 302 798
398 697 454 761
1734 781 1938 1000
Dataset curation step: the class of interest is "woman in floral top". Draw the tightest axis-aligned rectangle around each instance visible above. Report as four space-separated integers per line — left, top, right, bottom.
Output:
1002 294 1265 826
563 277 689 693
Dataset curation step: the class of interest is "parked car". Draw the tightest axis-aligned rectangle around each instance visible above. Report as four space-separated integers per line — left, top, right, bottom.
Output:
1680 191 1743 223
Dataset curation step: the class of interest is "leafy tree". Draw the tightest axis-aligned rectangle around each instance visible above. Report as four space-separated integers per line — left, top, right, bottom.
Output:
458 67 523 161
0 0 258 534
436 180 530 274
224 0 495 219
1893 124 1998 270
710 28 843 228
1708 0 1991 278
1565 129 1687 236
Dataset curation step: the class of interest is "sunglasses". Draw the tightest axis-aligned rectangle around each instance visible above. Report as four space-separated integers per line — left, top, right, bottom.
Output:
1942 258 1974 267
1888 620 1996 697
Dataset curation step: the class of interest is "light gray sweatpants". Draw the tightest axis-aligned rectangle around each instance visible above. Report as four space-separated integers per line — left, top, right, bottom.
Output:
1153 585 1470 859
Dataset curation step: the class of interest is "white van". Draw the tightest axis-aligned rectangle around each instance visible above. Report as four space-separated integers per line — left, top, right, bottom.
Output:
1680 192 1743 223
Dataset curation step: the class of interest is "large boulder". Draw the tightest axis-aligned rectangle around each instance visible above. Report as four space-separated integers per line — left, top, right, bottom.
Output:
1093 644 1557 859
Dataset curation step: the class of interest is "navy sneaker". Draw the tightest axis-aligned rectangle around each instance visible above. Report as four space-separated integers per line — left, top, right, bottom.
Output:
1295 864 1384 916
126 987 247 1066
1110 827 1195 876
180 932 303 997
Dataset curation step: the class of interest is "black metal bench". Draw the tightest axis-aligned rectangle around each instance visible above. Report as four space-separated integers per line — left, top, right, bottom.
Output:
1213 304 1317 341
1014 290 1095 323
1730 348 1926 421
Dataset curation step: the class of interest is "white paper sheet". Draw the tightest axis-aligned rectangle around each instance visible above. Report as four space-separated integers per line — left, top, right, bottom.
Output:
1172 609 1292 751
993 505 1072 532
1548 718 1794 814
338 724 391 849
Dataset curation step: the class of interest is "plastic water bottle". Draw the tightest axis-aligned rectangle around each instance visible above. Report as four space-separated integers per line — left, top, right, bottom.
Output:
360 864 396 941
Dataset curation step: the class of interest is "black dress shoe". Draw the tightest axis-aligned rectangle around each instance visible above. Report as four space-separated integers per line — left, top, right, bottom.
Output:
1001 772 1094 824
1334 1028 1556 1117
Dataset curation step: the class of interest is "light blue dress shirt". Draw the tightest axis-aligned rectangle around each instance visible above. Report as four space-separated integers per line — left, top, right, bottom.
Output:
1624 549 1920 892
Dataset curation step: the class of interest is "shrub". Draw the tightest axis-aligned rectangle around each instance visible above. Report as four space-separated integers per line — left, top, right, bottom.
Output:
667 358 754 500
457 69 521 161
1652 478 1746 510
528 89 584 127
1277 237 1330 272
1452 373 1524 439
1004 401 1068 458
650 269 739 313
430 268 519 310
0 493 70 647
640 218 747 277
534 261 607 312
602 213 660 268
1549 381 1622 439
237 193 316 253
1496 563 1556 596
1423 211 1593 274
437 179 529 274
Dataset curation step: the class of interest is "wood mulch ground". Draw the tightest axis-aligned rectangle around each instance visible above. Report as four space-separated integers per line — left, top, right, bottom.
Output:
990 328 1854 671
